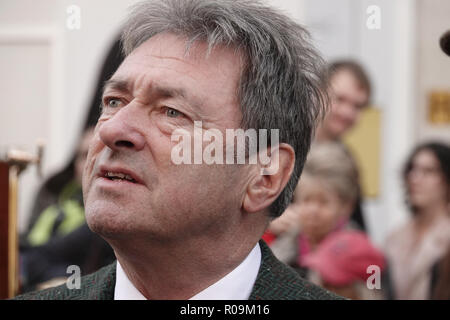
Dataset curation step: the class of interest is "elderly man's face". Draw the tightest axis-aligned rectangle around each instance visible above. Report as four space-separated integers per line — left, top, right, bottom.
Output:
82 33 247 241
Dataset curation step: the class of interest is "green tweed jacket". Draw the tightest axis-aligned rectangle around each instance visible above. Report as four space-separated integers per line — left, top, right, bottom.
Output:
14 240 342 300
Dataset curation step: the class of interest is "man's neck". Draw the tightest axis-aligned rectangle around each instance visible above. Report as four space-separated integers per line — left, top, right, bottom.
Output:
110 227 261 299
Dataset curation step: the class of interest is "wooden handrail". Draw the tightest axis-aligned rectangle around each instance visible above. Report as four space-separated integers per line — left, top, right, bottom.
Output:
0 144 44 299
0 161 10 299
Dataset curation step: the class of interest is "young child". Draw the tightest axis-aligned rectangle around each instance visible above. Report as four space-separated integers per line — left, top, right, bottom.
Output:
266 142 386 298
267 142 362 269
302 230 385 299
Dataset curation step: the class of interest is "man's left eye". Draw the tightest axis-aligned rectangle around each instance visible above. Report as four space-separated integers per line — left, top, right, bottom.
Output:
166 107 182 118
106 98 122 108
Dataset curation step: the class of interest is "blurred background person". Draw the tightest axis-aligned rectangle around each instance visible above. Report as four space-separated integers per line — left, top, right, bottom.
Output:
302 230 385 300
315 60 371 144
264 60 371 246
431 247 450 300
315 60 372 233
18 37 124 292
384 142 450 300
24 127 94 247
430 30 450 301
294 143 364 273
268 142 368 279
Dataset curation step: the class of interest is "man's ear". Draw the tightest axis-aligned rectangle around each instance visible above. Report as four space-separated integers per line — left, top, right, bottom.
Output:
243 143 295 213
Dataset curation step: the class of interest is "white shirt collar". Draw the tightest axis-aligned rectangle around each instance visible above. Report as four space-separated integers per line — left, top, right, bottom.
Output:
114 242 261 300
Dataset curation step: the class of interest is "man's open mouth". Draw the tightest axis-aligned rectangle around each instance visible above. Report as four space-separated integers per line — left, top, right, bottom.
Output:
104 171 137 183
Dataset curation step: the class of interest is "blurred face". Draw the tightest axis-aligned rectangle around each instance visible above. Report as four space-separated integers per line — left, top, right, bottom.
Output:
295 176 351 244
406 150 449 210
321 69 368 140
82 33 246 242
74 128 95 185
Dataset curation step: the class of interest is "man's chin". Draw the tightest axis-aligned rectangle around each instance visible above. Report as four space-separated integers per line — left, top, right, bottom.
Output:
85 208 130 240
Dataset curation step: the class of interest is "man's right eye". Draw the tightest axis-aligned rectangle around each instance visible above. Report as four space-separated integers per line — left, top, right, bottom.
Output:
105 98 123 108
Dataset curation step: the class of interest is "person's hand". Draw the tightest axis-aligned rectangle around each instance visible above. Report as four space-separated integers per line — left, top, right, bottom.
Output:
267 204 301 235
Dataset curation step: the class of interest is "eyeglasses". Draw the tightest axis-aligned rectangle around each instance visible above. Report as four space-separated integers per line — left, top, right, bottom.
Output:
408 165 442 178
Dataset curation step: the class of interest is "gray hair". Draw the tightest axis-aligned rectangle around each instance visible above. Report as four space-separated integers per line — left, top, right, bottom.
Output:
301 142 360 203
120 0 328 217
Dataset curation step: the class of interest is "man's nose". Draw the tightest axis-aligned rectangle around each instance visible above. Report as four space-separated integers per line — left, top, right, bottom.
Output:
98 107 146 151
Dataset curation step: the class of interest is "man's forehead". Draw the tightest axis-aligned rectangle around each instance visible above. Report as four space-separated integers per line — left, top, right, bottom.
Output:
114 34 242 84
135 36 236 83
124 32 244 70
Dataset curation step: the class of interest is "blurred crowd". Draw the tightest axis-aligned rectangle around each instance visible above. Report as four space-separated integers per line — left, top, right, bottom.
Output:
17 36 450 300
263 60 450 300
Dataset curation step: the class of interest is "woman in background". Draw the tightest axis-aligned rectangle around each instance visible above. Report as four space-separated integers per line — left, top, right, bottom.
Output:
385 142 450 299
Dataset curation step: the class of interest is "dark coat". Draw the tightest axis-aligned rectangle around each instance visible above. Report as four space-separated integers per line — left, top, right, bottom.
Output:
14 240 343 300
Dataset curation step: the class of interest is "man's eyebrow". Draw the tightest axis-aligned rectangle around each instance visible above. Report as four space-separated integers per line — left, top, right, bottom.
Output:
103 79 188 100
102 79 203 115
152 85 188 100
102 79 130 94
154 86 204 117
